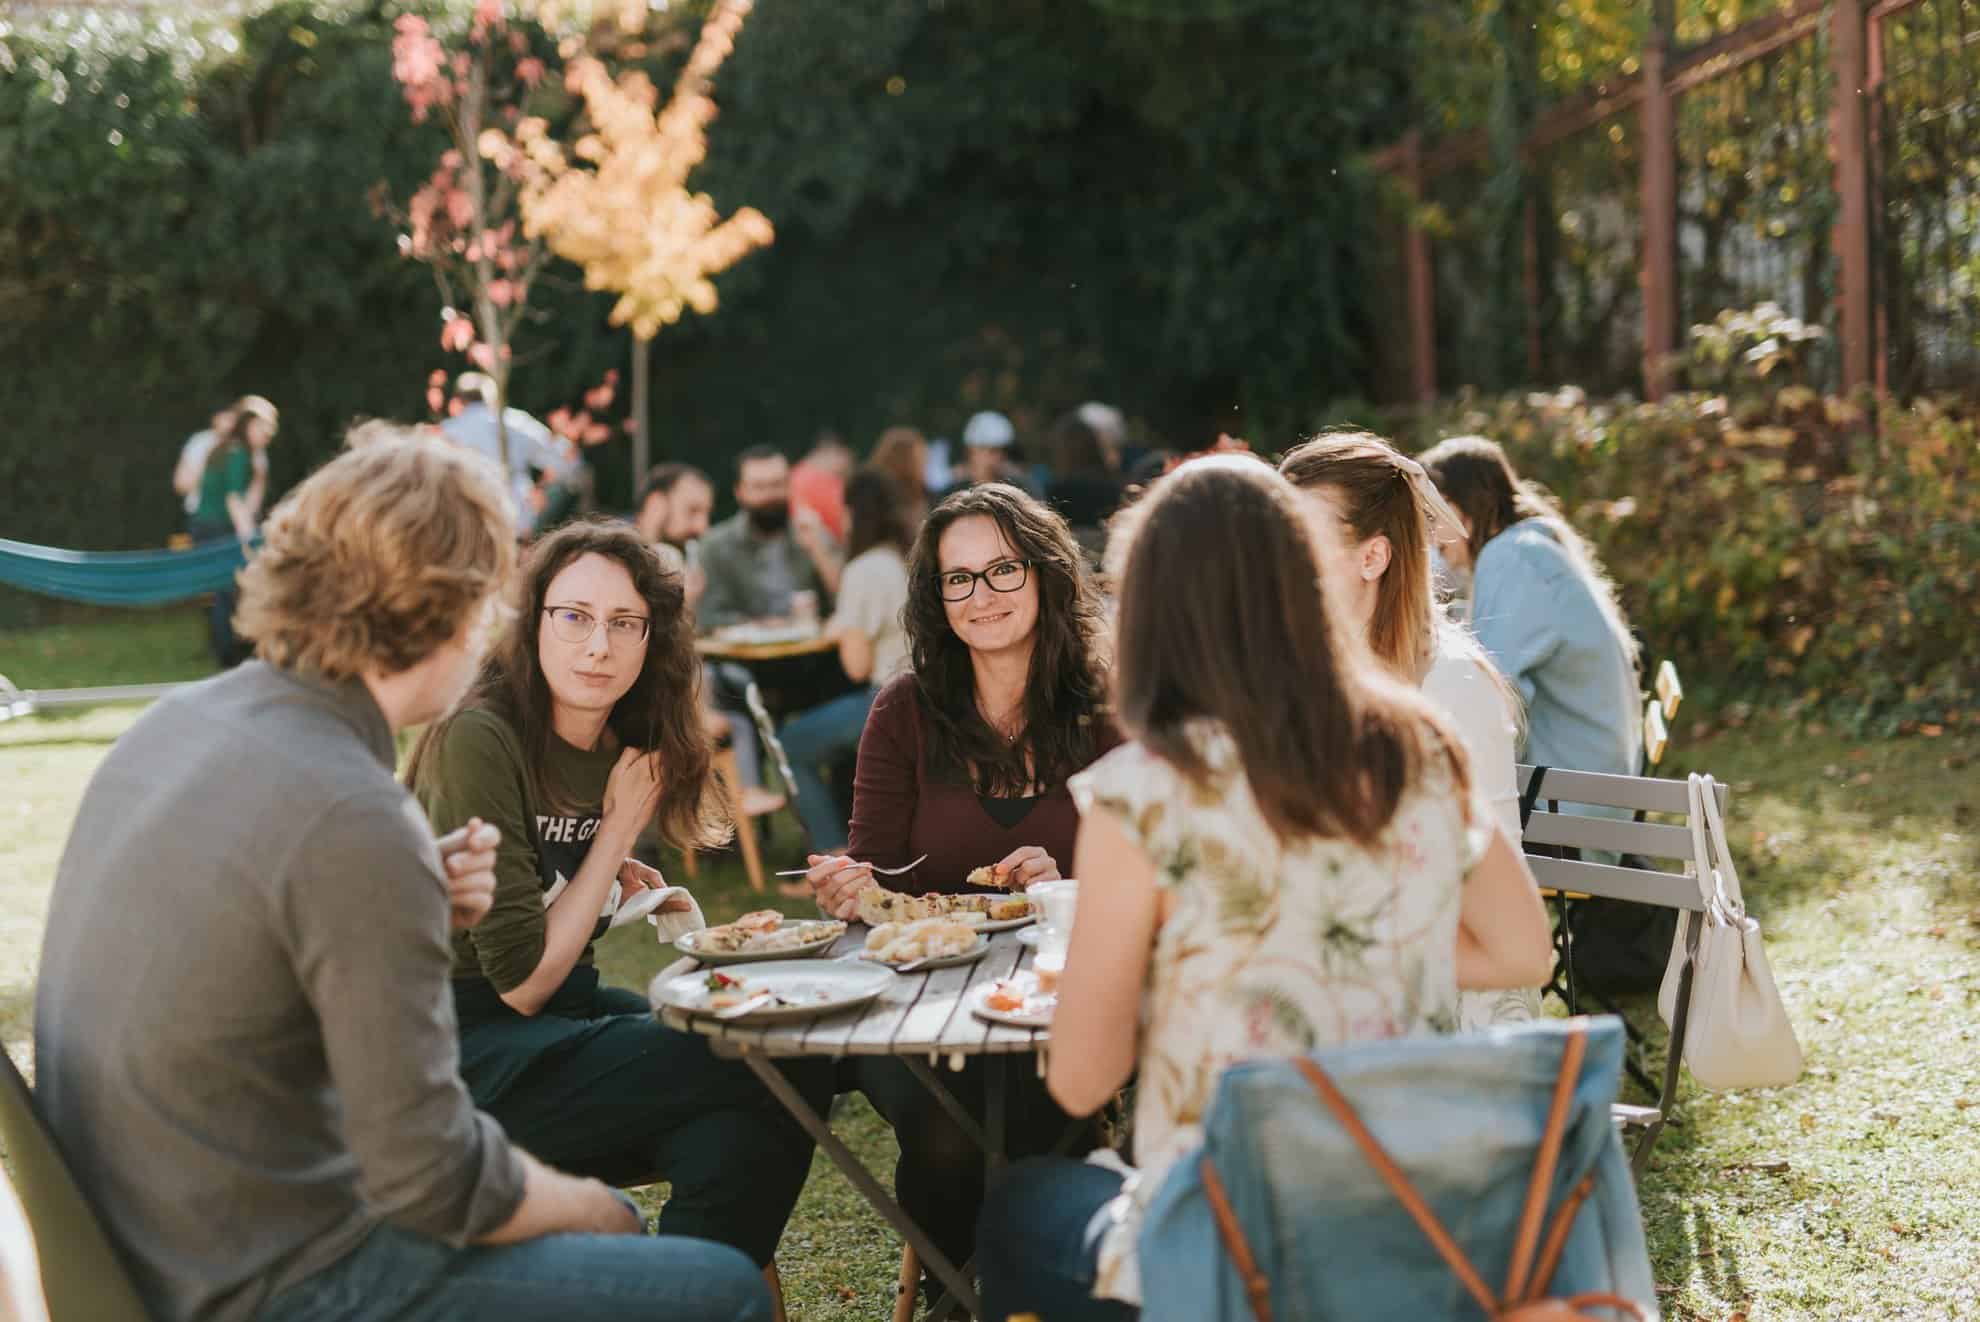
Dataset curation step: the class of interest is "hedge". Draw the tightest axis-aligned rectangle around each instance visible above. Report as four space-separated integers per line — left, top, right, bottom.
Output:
1394 386 1978 731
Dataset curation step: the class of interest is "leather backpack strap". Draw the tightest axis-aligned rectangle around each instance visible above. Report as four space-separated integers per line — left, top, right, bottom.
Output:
1291 1057 1501 1317
1199 1156 1274 1322
1503 1024 1590 1302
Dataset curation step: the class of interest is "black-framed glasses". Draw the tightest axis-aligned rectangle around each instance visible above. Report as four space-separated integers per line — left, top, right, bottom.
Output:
938 558 1031 602
542 605 650 646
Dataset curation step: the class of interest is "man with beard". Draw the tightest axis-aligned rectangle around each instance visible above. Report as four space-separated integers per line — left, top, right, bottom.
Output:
697 446 840 631
633 462 715 609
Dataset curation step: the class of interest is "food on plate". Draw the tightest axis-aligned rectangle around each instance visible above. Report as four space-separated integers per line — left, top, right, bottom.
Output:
689 912 845 955
702 969 753 1010
696 969 834 1011
983 972 1056 1018
867 914 982 965
861 918 979 966
856 887 1031 926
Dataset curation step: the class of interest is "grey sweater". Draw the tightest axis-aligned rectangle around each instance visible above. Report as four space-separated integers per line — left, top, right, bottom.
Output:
33 662 527 1322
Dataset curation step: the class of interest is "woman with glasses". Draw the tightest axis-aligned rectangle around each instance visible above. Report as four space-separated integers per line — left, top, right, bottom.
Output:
404 519 828 1300
797 481 1118 1295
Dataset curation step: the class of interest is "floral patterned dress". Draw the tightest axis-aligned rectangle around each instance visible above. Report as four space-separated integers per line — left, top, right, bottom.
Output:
1067 721 1492 1305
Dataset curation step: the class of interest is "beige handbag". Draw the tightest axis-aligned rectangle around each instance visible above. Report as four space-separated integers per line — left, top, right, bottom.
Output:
1657 772 1803 1091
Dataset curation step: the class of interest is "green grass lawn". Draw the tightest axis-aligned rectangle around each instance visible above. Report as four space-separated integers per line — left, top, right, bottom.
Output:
4 608 1978 1318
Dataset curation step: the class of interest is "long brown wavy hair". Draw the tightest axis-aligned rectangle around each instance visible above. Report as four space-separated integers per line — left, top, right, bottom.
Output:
1417 434 1640 669
905 482 1109 796
405 518 729 849
1109 456 1469 845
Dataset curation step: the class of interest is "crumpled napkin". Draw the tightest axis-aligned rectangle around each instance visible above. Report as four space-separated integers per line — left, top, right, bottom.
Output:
543 873 707 943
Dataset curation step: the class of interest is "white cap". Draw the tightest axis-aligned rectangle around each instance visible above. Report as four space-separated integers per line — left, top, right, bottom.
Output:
962 410 1015 449
1077 401 1124 444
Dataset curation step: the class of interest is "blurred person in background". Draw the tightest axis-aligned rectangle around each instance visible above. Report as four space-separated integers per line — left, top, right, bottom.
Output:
955 410 1038 495
189 395 279 667
697 447 841 632
1045 411 1124 567
172 400 240 534
867 424 932 531
634 462 715 609
442 372 581 540
775 470 914 866
789 429 853 542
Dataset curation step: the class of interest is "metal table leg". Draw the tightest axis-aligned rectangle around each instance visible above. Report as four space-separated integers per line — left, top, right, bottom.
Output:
902 1055 992 1155
734 1049 984 1319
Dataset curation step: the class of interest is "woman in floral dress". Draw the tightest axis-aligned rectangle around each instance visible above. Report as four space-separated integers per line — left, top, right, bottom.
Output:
975 456 1554 1321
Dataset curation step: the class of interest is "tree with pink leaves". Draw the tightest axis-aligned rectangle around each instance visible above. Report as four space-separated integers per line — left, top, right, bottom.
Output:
374 2 555 476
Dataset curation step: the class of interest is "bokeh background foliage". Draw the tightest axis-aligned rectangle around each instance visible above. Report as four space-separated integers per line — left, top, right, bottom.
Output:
0 0 1414 550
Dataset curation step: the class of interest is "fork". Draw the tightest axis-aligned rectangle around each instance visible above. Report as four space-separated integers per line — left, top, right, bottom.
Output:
773 852 929 880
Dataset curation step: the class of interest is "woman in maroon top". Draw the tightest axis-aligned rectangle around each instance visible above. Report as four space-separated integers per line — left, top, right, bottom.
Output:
799 481 1117 1292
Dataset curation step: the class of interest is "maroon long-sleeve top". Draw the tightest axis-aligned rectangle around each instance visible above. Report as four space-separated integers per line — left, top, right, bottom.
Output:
846 672 1121 893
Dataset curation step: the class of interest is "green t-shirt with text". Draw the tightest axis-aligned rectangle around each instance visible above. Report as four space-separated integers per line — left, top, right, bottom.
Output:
415 706 619 993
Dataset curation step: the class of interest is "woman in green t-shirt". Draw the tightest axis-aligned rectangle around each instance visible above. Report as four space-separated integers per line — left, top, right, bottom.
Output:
188 396 278 666
405 519 829 1281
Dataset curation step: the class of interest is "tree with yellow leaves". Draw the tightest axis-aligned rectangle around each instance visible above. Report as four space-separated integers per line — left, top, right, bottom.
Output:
513 0 773 481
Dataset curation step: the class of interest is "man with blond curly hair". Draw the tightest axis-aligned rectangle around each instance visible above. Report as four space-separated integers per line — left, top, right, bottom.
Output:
33 429 772 1322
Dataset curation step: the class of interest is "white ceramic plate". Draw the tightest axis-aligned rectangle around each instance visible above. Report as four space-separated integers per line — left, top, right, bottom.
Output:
975 902 1037 933
675 922 845 967
861 934 991 973
967 974 1056 1029
654 960 893 1024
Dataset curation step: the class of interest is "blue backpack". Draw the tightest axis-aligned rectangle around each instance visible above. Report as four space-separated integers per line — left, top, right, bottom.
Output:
1138 1017 1657 1321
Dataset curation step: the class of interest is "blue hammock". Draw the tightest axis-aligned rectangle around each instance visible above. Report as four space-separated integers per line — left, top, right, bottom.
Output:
0 536 254 607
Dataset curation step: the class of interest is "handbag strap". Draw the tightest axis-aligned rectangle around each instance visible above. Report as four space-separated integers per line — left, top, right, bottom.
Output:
1693 773 1746 912
1684 774 1718 910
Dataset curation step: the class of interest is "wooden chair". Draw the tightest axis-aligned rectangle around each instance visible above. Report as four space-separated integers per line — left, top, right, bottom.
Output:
1517 764 1727 1176
682 685 791 893
0 1046 153 1321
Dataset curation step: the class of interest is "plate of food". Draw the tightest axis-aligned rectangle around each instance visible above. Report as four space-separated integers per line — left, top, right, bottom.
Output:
859 918 991 972
676 910 847 966
969 972 1057 1029
654 961 893 1024
855 887 1036 932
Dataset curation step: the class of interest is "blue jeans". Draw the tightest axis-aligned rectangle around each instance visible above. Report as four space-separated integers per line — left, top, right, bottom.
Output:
978 1157 1138 1322
258 1222 770 1322
777 686 876 850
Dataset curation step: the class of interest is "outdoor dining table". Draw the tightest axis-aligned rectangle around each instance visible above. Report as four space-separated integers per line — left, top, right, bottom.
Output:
652 924 1050 1320
693 632 838 663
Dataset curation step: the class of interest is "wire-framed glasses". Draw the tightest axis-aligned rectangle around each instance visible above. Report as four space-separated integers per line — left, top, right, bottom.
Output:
542 605 650 646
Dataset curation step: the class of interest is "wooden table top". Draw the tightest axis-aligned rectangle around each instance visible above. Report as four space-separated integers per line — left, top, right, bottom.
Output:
693 633 837 662
654 926 1049 1060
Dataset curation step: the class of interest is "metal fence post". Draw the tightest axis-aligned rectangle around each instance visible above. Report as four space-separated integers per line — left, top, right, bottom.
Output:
1638 30 1679 401
1831 0 1876 393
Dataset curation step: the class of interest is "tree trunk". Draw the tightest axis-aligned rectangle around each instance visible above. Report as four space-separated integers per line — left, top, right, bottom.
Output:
631 332 652 490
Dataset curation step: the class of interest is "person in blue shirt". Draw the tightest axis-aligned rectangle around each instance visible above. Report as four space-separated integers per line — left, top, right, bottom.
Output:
1418 435 1642 784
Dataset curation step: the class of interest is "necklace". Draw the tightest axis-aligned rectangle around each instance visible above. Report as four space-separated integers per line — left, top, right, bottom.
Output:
978 698 1024 745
